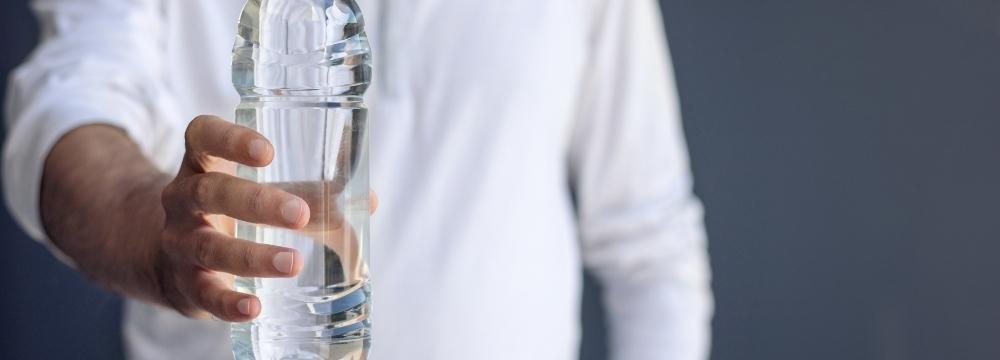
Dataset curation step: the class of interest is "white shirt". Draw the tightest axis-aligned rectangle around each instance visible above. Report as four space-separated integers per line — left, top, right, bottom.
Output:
3 0 713 359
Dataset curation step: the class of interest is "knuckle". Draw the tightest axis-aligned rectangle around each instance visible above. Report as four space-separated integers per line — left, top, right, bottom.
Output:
190 175 214 211
193 234 216 266
193 286 214 311
214 293 229 317
160 183 178 208
240 244 257 272
185 116 207 144
172 300 199 318
159 270 194 317
192 115 215 127
220 125 242 154
181 291 206 316
248 185 268 215
160 229 179 252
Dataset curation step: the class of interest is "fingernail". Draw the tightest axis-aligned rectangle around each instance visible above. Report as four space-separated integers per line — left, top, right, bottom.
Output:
237 298 252 316
248 139 269 161
273 252 295 274
281 198 304 225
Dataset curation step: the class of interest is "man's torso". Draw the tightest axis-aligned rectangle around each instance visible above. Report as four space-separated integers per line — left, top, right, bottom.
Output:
127 1 594 359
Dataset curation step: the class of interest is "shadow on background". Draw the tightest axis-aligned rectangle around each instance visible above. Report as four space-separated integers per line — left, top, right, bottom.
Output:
3 1 1000 360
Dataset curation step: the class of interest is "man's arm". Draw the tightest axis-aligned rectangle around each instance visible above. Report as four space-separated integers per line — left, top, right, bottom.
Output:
41 125 169 305
3 0 177 251
570 0 713 358
4 0 312 321
7 0 376 322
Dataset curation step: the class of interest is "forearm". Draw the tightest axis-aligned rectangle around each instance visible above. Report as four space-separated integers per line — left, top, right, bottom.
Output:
604 275 712 360
41 124 170 303
581 197 712 359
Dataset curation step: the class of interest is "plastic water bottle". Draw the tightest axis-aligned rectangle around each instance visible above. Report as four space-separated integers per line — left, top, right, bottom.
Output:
230 0 372 359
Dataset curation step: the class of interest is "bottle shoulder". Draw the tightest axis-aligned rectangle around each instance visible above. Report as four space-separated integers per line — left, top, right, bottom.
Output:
232 0 372 95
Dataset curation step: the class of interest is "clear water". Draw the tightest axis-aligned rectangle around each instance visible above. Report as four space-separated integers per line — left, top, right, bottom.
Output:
230 1 372 359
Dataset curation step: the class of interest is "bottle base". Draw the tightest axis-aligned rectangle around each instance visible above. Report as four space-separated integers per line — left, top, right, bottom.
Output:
233 337 370 360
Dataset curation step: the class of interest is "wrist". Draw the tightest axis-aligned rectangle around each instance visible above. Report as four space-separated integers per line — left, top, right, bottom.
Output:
110 170 172 304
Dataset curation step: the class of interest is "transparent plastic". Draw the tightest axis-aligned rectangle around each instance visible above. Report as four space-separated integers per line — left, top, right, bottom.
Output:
229 0 372 359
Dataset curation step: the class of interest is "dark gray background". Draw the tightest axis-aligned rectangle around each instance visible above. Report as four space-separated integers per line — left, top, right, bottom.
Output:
3 1 1000 359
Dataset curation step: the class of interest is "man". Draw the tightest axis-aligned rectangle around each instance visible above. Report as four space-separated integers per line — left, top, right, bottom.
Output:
4 0 712 359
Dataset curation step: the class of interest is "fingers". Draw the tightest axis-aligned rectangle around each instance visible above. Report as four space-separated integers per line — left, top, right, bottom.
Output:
189 271 260 322
273 184 374 284
183 115 273 173
177 227 303 277
271 181 365 232
166 172 310 229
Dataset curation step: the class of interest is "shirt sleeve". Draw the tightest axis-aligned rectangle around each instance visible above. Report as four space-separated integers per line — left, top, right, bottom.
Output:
3 0 178 265
569 1 713 359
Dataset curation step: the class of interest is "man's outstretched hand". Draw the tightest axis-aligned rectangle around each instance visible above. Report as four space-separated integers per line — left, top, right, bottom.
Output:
156 115 310 321
41 115 371 322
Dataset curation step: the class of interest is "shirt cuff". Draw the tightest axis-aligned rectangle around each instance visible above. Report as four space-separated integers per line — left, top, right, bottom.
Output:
3 98 152 268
